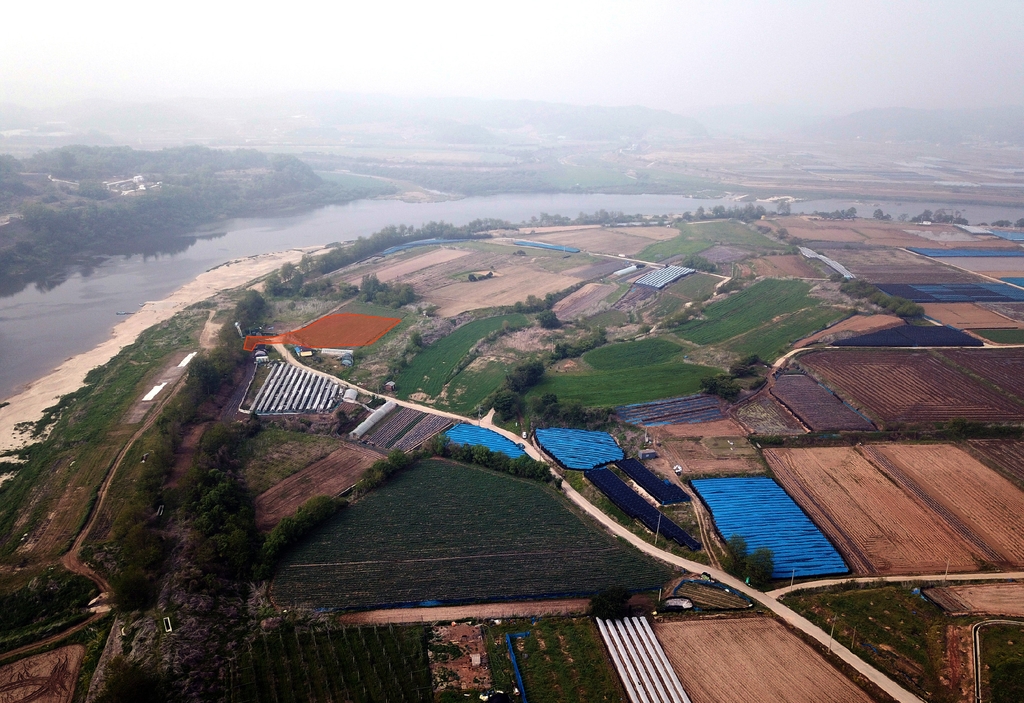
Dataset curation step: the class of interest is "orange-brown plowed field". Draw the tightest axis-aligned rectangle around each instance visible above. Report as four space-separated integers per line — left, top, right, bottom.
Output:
751 255 823 278
795 314 905 347
552 282 616 320
924 583 1024 616
0 645 84 703
872 444 1024 566
764 447 982 575
967 439 1024 484
243 313 401 351
922 303 1023 329
939 349 1024 403
255 443 382 531
654 618 873 703
800 350 1024 425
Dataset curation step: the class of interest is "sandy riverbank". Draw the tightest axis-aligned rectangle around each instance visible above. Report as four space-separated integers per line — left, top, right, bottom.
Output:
0 247 324 454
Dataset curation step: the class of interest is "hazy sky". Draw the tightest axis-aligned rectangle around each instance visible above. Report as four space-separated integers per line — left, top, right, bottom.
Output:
4 0 1022 113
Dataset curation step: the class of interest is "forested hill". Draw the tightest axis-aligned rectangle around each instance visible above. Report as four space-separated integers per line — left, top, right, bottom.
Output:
0 145 392 297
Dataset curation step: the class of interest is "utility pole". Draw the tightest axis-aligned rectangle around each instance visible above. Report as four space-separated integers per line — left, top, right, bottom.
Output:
943 557 950 584
654 513 662 548
828 615 837 653
790 569 796 590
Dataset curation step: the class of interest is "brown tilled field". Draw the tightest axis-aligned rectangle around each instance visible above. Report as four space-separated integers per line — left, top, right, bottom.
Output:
967 439 1024 484
870 444 1024 565
654 618 874 703
801 350 1024 424
934 256 1024 273
820 247 982 284
771 373 874 431
940 348 1024 403
0 645 84 703
751 255 823 278
922 303 1023 329
765 447 982 574
254 443 381 531
656 434 762 476
530 227 666 255
552 282 616 320
345 247 471 284
924 583 1024 616
794 314 904 347
734 395 806 434
422 258 580 316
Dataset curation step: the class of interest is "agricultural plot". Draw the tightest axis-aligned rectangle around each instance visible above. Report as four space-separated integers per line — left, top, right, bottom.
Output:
725 306 844 361
225 625 431 703
552 282 617 320
671 580 752 610
801 350 1024 425
254 443 381 531
868 444 1024 565
585 337 682 369
0 645 83 703
243 313 401 351
734 395 806 435
876 282 1024 304
975 328 1024 344
924 583 1024 616
968 439 1024 484
529 226 662 256
439 359 508 415
820 247 981 284
422 259 581 316
834 323 982 347
344 247 471 284
676 279 817 346
272 461 672 610
241 429 344 495
691 476 848 578
940 348 1024 403
770 374 874 431
615 393 724 426
637 221 776 263
751 254 823 278
395 314 527 400
657 436 762 476
764 447 982 574
922 303 1023 329
795 314 905 347
654 618 874 703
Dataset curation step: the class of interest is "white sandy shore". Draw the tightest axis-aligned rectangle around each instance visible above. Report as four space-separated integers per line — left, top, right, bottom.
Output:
0 247 324 454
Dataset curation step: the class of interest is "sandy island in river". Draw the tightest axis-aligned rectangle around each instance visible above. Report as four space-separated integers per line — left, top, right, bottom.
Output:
0 246 324 454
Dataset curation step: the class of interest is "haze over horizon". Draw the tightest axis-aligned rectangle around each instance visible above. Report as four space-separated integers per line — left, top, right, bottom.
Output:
5 0 1023 117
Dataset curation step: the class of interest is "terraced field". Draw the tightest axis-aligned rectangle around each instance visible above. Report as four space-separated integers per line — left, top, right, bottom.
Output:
272 461 672 610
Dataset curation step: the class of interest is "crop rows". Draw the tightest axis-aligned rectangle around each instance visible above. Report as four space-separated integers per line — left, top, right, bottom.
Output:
802 350 1024 424
672 581 751 610
771 374 874 431
226 625 431 703
616 393 724 426
392 414 452 451
365 407 423 449
272 461 671 610
734 396 805 435
940 348 1024 403
968 439 1024 484
676 279 813 345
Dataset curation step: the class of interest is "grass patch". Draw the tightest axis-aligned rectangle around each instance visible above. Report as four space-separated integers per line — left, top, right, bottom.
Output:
666 272 720 300
637 221 776 263
676 279 816 346
726 307 846 361
528 360 719 407
586 310 628 327
975 329 1024 344
396 314 527 399
583 337 681 370
227 623 431 703
486 618 624 703
240 429 343 495
982 624 1024 703
440 359 509 415
0 567 98 655
272 460 672 609
785 585 955 701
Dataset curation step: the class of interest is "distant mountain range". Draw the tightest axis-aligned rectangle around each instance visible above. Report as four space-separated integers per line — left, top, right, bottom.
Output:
805 106 1024 144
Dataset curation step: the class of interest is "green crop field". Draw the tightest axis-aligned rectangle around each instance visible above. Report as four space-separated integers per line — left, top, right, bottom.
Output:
226 624 431 703
981 624 1024 703
486 618 624 703
272 460 671 609
976 329 1024 344
676 279 816 346
725 307 845 361
637 221 776 263
666 272 719 300
583 337 681 370
528 360 718 407
240 429 343 495
396 314 527 399
441 359 508 414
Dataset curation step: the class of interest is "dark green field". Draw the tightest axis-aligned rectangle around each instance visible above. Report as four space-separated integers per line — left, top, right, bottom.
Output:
676 279 818 346
725 307 845 361
982 624 1024 703
637 221 776 262
486 618 624 703
226 624 431 703
272 460 672 609
975 329 1024 344
396 314 527 399
583 338 682 370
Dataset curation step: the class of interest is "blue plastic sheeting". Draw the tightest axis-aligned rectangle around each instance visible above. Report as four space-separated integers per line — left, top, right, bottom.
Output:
511 240 581 253
835 324 982 347
535 428 623 469
989 230 1024 242
380 238 470 256
691 477 848 578
588 469 701 550
877 283 1024 303
1002 278 1024 287
616 394 724 426
444 423 525 459
614 459 690 505
909 247 1024 258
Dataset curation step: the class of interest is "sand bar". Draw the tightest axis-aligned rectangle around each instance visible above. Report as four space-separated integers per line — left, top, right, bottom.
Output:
0 247 323 454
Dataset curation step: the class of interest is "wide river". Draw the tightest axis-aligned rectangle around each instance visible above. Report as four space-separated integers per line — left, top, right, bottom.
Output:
3 192 1024 401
